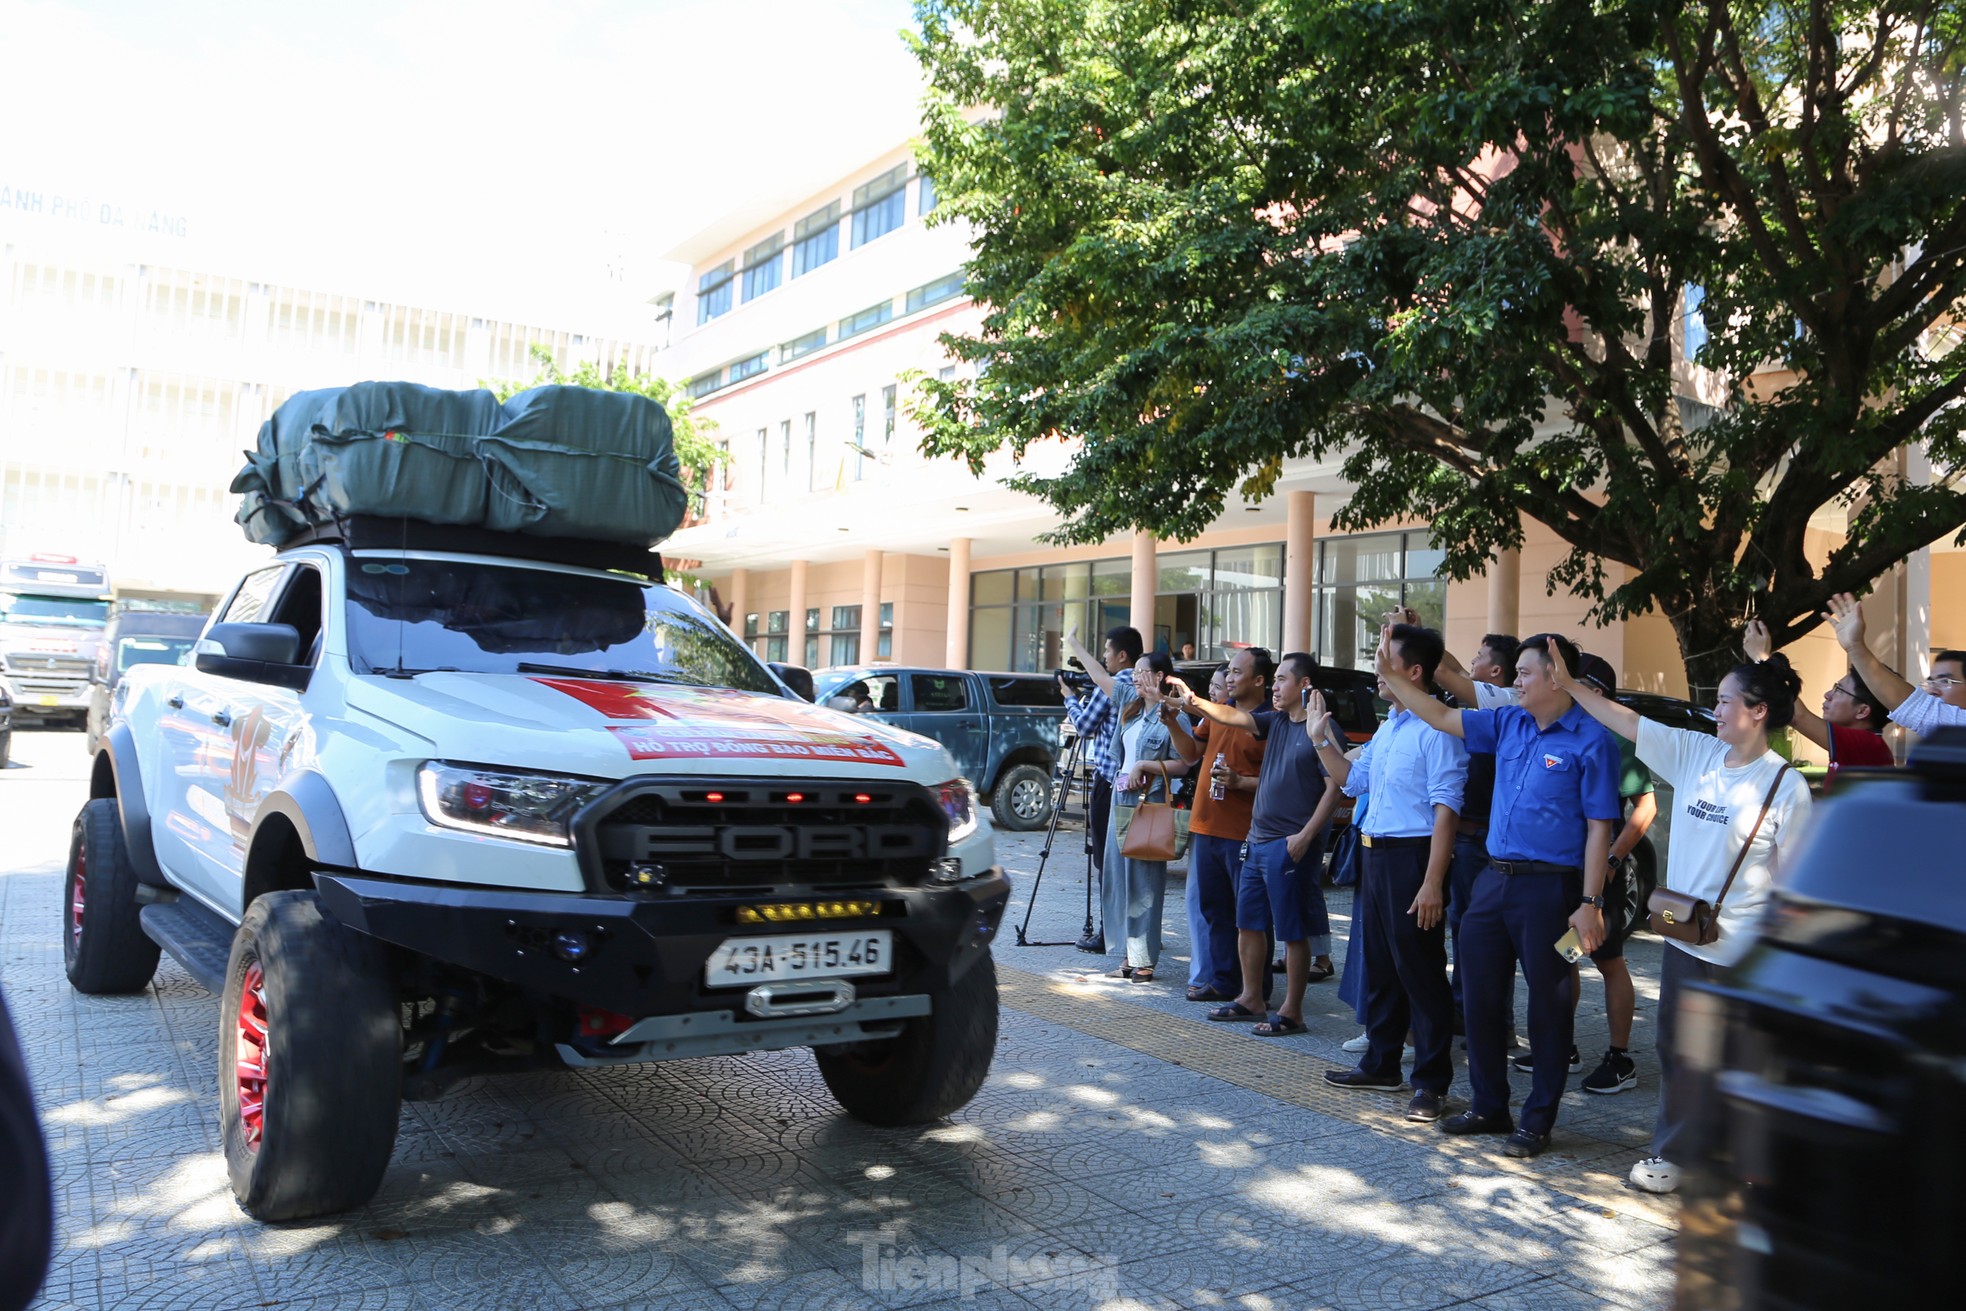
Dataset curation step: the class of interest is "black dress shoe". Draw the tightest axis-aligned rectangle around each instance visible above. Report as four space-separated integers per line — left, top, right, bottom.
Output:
1502 1128 1552 1157
1405 1090 1444 1122
1323 1067 1404 1091
1438 1109 1514 1136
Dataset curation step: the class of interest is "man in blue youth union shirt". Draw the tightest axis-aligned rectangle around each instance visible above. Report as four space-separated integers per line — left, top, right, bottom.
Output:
1374 628 1621 1158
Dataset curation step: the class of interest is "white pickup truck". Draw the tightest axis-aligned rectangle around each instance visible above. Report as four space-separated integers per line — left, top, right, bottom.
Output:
65 522 1007 1221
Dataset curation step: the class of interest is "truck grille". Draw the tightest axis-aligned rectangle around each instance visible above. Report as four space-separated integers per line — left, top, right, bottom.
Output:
1 653 90 695
578 779 945 894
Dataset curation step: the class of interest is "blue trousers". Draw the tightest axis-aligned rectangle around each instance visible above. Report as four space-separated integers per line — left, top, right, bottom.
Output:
1185 833 1243 994
1446 830 1489 1011
1357 844 1454 1094
1102 803 1168 970
1460 863 1582 1134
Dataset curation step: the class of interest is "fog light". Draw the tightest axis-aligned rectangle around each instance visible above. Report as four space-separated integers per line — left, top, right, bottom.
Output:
553 930 591 962
931 857 963 883
626 863 665 889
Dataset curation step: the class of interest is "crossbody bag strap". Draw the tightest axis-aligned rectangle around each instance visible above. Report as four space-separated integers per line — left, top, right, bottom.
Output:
1709 763 1793 919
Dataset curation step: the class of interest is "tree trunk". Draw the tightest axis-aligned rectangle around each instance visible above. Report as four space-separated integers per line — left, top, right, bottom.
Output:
1667 598 1746 706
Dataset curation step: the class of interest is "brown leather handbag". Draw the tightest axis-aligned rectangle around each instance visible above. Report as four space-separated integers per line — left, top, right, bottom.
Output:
1648 764 1791 946
1116 801 1187 860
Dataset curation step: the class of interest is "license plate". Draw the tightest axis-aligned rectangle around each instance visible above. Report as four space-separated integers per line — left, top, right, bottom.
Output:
36 696 59 707
705 931 892 987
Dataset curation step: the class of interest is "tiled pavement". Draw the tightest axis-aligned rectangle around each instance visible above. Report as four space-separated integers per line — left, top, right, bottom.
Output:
2 730 1677 1309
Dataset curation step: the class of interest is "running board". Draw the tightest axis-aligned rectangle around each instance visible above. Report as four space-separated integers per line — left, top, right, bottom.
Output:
140 900 236 994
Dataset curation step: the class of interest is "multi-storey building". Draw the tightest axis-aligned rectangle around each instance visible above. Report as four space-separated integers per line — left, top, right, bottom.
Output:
656 142 1961 763
0 217 665 596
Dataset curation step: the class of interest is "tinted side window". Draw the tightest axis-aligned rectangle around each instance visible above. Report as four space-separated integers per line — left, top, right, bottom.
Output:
912 674 970 712
988 676 1065 709
221 567 286 625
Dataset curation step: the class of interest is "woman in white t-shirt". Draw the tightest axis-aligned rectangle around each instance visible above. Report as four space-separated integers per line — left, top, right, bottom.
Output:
1545 643 1812 1195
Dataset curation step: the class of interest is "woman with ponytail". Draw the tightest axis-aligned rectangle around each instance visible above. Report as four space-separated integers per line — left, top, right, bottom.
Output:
1544 645 1813 1195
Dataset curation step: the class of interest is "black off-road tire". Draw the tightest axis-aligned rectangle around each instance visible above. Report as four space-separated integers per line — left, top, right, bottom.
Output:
990 763 1054 832
219 891 403 1222
63 798 161 993
1615 839 1660 944
815 950 998 1125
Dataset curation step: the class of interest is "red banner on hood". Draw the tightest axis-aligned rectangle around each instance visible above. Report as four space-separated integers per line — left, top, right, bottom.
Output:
531 677 907 766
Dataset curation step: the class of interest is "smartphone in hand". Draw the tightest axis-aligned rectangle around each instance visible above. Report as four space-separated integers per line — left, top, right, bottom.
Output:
1554 927 1586 964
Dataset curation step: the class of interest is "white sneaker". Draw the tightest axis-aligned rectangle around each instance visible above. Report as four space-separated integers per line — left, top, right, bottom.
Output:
1629 1157 1681 1194
1340 1031 1414 1056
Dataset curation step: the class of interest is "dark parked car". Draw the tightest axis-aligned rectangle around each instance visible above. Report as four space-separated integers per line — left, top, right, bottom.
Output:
812 666 1068 831
85 608 207 754
1673 728 1964 1309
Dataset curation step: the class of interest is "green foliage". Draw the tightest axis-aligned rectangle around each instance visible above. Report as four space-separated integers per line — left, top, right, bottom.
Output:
911 0 1966 689
486 344 720 503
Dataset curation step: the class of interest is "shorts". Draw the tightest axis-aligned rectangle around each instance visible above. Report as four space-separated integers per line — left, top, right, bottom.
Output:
1235 837 1314 942
1588 860 1633 963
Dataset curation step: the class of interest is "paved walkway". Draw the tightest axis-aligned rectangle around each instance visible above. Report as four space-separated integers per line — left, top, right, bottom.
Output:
3 730 1676 1309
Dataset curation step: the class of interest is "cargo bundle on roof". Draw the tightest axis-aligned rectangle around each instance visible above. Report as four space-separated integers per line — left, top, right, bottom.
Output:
231 381 688 551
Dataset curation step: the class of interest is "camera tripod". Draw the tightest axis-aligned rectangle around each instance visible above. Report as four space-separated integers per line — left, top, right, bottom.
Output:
1012 728 1103 949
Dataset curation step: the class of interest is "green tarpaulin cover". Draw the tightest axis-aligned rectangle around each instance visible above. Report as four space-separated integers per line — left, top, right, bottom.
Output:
232 382 688 549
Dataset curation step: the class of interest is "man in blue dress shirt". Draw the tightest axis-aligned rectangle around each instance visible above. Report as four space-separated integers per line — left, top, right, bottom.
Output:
1374 630 1621 1156
1312 624 1468 1124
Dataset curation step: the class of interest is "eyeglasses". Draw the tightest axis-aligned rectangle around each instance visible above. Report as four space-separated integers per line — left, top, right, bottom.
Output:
1825 682 1857 699
1926 674 1966 690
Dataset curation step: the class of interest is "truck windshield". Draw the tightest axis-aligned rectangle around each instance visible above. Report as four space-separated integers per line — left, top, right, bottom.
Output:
344 557 779 694
117 636 197 673
0 594 111 626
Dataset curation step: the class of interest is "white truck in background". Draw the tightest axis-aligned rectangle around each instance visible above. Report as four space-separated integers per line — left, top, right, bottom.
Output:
0 554 113 726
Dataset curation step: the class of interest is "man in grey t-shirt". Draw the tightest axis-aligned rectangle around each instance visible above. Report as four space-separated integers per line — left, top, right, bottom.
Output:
1174 652 1340 1036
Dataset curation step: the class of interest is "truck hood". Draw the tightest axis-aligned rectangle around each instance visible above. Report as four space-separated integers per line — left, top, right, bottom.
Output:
342 673 956 780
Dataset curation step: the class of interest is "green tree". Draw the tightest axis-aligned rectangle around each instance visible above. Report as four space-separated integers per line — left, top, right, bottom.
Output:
911 0 1966 691
487 344 720 513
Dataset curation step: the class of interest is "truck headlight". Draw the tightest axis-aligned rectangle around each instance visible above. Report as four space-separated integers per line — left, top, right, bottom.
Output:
934 777 979 844
417 762 610 847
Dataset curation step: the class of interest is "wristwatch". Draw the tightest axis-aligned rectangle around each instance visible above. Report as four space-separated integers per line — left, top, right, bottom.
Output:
1579 893 1606 910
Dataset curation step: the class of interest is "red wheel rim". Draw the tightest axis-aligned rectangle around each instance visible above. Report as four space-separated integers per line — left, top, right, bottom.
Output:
235 961 268 1150
69 837 87 951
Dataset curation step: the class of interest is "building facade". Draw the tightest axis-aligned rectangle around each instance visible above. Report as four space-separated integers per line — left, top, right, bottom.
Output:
0 221 666 597
656 143 1962 764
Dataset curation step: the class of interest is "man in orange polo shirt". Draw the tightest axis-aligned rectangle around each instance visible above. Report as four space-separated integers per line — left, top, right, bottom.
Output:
1169 647 1274 1002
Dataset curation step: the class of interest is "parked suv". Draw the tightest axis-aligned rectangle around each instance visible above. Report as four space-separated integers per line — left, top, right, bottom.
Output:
70 523 1008 1222
812 666 1067 832
85 607 208 754
1672 729 1965 1308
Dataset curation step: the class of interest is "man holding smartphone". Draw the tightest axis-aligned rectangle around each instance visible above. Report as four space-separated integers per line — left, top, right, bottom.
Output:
1173 652 1339 1037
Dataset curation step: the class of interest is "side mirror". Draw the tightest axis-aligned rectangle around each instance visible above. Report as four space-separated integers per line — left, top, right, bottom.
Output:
769 662 815 702
195 622 309 690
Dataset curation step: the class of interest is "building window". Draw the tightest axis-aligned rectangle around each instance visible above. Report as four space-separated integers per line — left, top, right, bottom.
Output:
696 260 734 324
1314 531 1445 670
839 300 893 341
804 412 818 492
1683 282 1708 362
937 364 957 382
755 428 768 503
686 370 723 399
791 202 840 277
741 233 784 302
762 609 789 663
815 604 862 666
878 601 893 659
905 271 966 315
919 173 938 215
805 607 821 668
728 352 768 383
968 559 1129 673
851 394 867 481
881 384 896 452
781 326 827 363
780 420 792 477
851 165 909 248
1153 544 1285 663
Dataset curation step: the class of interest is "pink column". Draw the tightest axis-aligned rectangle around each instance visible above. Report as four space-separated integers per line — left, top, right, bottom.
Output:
1284 491 1317 653
1129 530 1157 643
945 537 972 668
860 550 882 662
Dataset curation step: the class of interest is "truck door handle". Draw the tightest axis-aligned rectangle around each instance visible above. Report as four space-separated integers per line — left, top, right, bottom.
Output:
211 709 232 728
167 695 185 709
